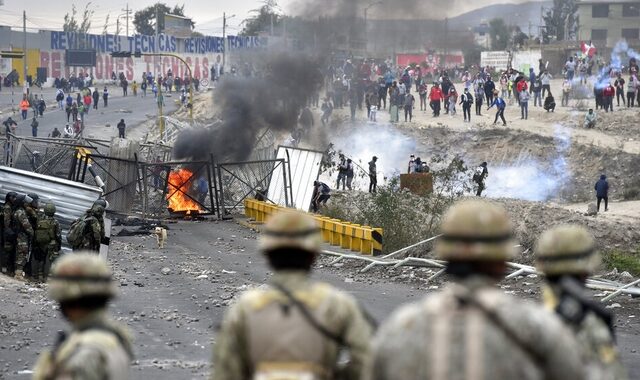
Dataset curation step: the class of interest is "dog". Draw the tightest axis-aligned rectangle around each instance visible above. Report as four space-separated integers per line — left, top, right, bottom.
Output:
154 227 168 249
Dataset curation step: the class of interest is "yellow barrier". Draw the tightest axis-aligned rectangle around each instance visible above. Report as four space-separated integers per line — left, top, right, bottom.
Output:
243 199 383 256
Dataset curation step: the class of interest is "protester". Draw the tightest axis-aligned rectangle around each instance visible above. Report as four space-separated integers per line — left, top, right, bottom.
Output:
418 81 427 111
565 56 576 81
614 73 626 107
487 90 506 126
404 91 415 122
92 88 100 110
19 96 30 120
311 181 331 212
51 127 61 138
369 156 378 193
473 162 488 196
346 158 354 190
117 119 126 138
30 116 38 137
584 108 597 128
540 70 552 98
603 83 615 112
519 89 530 120
595 174 609 212
532 78 542 107
544 92 556 112
321 97 333 126
627 74 637 107
484 76 495 105
102 86 109 107
429 82 443 117
460 88 473 122
562 79 572 107
408 154 416 173
447 86 457 116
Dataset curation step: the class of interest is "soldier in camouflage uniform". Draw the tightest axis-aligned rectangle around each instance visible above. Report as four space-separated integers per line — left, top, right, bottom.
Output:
1 191 18 276
75 205 104 252
33 252 133 379
365 200 584 380
13 195 34 280
536 225 628 380
212 210 373 380
24 193 40 278
32 203 62 281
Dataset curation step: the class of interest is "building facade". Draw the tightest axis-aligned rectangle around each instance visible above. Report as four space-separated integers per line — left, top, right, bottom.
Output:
577 0 640 47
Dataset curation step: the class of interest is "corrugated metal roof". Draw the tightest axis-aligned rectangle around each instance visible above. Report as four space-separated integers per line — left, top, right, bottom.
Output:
0 166 103 246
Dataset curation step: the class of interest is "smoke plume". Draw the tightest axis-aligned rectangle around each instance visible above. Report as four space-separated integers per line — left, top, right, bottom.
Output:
173 54 323 162
486 125 571 201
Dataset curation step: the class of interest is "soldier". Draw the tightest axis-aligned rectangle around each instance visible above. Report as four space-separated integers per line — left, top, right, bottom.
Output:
33 252 133 379
1 191 18 276
13 194 34 280
535 225 628 380
365 200 584 380
32 203 62 281
69 205 104 252
212 210 373 380
24 193 40 277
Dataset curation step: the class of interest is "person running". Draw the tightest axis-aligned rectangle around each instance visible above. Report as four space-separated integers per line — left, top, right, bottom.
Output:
487 90 507 125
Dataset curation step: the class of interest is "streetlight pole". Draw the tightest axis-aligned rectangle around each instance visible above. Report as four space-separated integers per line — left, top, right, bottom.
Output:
222 13 236 73
363 1 382 56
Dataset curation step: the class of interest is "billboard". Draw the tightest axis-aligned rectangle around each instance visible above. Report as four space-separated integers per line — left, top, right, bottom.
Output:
164 14 193 38
66 49 97 67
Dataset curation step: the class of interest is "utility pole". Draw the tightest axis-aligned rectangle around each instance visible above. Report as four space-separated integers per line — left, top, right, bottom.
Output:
223 12 227 71
22 10 26 89
125 3 130 37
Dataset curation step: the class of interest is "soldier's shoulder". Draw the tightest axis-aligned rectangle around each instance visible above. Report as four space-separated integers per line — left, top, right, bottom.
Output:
377 292 445 335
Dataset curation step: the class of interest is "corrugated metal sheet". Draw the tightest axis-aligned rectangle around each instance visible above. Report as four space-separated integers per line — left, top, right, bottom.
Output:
268 146 323 211
0 166 103 245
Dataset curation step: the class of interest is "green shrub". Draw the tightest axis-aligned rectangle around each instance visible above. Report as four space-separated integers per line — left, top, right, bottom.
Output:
602 250 640 276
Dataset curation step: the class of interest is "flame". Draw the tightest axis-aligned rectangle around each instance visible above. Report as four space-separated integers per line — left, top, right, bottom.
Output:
166 168 203 212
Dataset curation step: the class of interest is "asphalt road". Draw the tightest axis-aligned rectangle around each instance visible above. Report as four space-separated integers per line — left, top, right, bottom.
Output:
0 85 181 140
1 220 637 379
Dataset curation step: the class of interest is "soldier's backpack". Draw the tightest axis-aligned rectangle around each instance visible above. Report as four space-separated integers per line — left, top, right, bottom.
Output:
34 216 56 248
67 215 91 247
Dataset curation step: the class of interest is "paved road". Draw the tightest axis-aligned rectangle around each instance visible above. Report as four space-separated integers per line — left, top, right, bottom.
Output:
1 220 637 379
0 85 182 141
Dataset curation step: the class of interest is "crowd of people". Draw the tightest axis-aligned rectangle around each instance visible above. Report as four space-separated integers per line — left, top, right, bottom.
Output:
0 193 106 282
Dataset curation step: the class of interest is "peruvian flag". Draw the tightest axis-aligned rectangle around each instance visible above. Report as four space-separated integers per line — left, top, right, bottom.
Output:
581 41 597 57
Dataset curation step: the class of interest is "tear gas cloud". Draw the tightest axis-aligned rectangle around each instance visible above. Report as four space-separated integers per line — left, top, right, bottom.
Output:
329 122 416 188
486 125 571 201
173 54 323 162
594 40 640 89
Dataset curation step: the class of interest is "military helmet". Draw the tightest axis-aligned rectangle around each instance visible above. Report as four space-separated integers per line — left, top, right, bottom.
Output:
435 200 517 261
44 203 56 216
259 210 322 254
535 224 600 276
93 198 109 209
4 191 17 204
48 252 116 302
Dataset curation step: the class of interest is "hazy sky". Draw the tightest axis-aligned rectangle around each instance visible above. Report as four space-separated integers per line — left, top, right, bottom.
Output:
0 0 283 35
0 0 538 35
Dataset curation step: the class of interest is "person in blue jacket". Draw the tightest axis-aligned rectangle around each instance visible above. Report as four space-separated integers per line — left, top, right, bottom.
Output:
594 174 609 212
488 90 507 126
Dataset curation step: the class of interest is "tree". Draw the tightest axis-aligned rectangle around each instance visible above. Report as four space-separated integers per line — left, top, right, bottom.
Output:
63 5 79 32
133 3 194 36
543 0 578 42
103 14 111 35
489 18 510 50
241 0 281 36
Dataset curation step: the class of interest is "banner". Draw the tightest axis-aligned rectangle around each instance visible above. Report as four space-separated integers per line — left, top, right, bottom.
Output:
480 51 509 69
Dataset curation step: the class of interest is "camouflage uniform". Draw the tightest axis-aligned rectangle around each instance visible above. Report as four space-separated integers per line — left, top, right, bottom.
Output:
1 193 17 275
14 206 34 276
75 206 104 252
33 252 133 379
364 200 584 380
536 225 628 380
32 204 62 281
212 211 372 380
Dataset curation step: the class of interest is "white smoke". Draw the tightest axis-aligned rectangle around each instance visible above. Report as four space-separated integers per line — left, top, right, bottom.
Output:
485 125 571 201
327 122 417 190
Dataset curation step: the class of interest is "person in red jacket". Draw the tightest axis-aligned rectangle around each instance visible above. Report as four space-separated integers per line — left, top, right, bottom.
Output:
429 83 444 117
516 78 528 105
602 83 615 112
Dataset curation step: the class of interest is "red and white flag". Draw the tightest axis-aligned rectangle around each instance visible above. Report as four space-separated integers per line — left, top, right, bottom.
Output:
581 41 597 57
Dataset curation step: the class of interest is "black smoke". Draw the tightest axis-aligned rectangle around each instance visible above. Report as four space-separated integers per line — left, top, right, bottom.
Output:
173 54 323 162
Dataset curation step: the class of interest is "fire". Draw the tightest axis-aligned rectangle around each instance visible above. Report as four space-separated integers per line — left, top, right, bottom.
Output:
166 168 203 212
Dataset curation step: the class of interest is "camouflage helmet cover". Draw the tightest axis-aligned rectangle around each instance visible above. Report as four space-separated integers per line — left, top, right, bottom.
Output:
44 203 56 216
435 199 518 261
535 224 600 276
48 252 117 302
259 210 322 254
92 205 105 217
